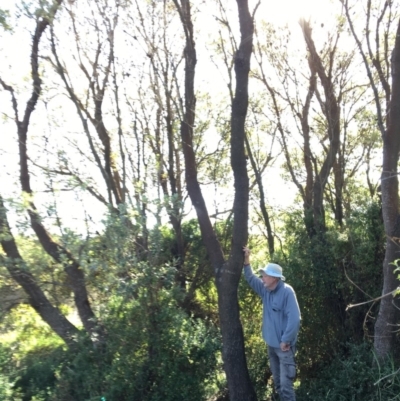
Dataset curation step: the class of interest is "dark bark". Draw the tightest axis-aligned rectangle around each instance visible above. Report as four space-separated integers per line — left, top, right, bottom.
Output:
218 1 257 398
173 0 224 265
173 0 257 399
374 18 400 360
300 69 318 236
332 157 344 227
301 20 341 234
0 196 79 347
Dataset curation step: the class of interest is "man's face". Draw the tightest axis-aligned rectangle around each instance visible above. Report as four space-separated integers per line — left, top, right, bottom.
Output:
261 272 279 290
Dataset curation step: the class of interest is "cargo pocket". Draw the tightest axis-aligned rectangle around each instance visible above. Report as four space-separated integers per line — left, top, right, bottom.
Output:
285 362 296 380
283 351 296 380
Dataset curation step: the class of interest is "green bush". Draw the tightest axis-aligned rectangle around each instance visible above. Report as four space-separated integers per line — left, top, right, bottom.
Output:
97 262 221 401
7 262 221 401
296 342 400 401
13 347 62 401
0 344 21 401
279 202 385 378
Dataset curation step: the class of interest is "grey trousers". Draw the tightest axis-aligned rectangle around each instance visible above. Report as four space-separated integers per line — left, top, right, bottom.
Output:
268 345 296 401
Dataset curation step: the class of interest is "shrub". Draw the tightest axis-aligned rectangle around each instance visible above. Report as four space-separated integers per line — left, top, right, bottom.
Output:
36 262 222 401
296 342 400 401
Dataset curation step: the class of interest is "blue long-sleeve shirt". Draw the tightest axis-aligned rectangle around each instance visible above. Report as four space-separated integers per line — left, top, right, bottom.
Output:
244 264 301 348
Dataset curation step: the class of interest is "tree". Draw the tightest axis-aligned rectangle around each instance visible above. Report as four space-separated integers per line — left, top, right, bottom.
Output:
253 16 377 237
342 0 400 361
211 0 277 258
173 0 258 398
0 0 95 346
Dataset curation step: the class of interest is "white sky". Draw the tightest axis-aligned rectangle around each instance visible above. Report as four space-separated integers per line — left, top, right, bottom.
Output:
257 0 333 23
0 0 362 237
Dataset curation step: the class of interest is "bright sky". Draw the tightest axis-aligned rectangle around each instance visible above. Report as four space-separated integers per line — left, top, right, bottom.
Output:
261 0 333 23
0 0 341 235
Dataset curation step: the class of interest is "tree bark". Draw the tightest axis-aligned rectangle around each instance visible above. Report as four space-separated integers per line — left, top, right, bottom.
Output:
173 0 257 399
217 1 257 398
374 18 400 360
301 20 341 234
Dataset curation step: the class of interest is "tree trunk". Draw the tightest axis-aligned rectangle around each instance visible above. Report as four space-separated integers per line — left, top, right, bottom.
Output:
301 20 341 234
374 18 400 360
333 157 344 227
173 0 257 399
216 1 257 398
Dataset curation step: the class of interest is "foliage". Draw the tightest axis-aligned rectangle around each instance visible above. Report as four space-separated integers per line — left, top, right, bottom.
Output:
0 345 21 401
0 9 11 31
338 202 385 340
296 342 400 401
0 304 65 357
234 202 386 399
1 261 222 401
0 305 64 401
99 261 220 401
240 294 271 400
0 0 397 396
0 198 388 400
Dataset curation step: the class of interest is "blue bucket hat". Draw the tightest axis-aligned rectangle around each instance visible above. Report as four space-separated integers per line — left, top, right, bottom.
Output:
259 263 285 281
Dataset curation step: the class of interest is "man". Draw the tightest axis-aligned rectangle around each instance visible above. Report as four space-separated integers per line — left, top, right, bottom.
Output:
242 246 301 401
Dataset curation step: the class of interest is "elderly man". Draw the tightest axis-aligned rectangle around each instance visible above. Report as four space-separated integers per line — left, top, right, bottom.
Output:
242 247 301 401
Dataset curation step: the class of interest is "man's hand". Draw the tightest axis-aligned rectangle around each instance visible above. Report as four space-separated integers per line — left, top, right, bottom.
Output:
243 246 250 265
280 342 290 352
